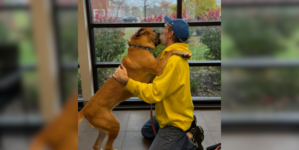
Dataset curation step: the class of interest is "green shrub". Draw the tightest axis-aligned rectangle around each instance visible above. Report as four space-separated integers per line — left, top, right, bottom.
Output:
94 27 127 88
190 75 203 95
94 28 127 62
201 27 221 60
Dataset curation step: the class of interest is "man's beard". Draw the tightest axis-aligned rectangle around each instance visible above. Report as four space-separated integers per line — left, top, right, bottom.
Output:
159 33 167 46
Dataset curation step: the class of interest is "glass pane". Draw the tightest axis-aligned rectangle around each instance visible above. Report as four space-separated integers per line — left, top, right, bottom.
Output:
0 0 29 5
97 67 221 97
22 70 39 108
94 26 220 62
97 68 117 89
57 10 78 100
90 0 176 23
222 68 299 112
189 26 221 61
94 27 164 62
56 0 78 6
57 10 78 63
0 11 36 64
222 7 299 59
61 69 77 100
190 66 220 96
183 0 221 21
78 68 83 99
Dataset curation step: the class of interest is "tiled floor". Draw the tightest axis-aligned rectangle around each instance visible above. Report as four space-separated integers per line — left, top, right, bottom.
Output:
78 110 221 150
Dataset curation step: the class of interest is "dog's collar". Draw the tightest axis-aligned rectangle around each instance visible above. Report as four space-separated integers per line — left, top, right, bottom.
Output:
129 45 153 53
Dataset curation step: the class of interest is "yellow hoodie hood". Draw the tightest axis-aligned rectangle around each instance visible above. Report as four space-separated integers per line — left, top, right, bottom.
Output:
160 43 192 60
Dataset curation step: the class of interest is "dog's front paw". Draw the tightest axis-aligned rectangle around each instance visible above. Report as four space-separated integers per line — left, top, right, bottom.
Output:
182 53 191 58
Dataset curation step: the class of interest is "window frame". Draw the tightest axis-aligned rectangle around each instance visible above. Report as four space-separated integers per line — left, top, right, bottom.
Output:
84 0 221 109
52 0 78 102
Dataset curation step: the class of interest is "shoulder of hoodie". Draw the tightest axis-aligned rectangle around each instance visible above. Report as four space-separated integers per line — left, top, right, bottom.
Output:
166 55 188 68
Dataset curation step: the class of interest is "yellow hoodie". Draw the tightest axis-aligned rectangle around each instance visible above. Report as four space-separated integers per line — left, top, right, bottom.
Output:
124 43 194 131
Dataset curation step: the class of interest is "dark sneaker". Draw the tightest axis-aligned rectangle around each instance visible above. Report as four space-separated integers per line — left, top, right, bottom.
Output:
190 115 197 128
189 125 204 150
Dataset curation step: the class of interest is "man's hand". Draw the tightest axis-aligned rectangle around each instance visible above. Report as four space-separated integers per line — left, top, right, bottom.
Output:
170 50 191 58
155 51 163 63
113 63 129 85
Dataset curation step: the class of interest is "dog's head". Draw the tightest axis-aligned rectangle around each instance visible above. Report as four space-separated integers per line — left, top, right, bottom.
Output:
130 27 161 48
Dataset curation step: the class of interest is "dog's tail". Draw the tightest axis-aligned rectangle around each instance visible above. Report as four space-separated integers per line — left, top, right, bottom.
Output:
78 110 85 127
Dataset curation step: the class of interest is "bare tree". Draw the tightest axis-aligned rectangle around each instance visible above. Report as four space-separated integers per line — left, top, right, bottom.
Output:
111 0 126 18
125 5 130 16
159 1 171 14
140 0 159 20
131 6 141 17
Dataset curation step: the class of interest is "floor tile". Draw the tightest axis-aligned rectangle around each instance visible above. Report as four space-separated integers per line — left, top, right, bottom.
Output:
200 110 221 116
112 110 131 132
79 118 89 132
78 109 221 150
202 130 216 150
79 131 125 150
84 123 99 132
202 113 221 131
126 110 154 132
102 131 125 150
210 130 221 144
122 132 152 150
78 131 99 150
193 111 209 131
79 131 84 139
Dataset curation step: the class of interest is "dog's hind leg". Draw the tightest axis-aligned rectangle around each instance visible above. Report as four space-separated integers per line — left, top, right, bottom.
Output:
92 130 106 150
103 113 120 150
89 113 120 150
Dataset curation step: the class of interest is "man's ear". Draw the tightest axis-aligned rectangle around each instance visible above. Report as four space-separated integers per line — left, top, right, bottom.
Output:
136 28 147 37
168 31 174 38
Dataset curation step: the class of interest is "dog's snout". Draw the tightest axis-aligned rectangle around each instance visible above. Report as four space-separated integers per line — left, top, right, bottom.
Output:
155 32 161 47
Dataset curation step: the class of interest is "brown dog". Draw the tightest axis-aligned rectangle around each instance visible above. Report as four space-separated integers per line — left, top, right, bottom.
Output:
78 27 191 150
28 93 78 150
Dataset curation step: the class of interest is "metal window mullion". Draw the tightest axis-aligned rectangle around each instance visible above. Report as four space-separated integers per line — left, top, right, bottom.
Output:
0 5 29 10
125 97 221 101
54 5 78 10
177 0 182 18
222 59 299 68
95 61 221 68
89 21 221 28
51 0 67 102
222 1 299 7
85 0 99 91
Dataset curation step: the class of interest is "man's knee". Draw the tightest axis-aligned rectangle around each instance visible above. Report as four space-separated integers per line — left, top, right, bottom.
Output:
141 127 155 141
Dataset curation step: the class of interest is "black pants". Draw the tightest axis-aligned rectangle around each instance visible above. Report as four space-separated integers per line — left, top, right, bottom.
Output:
206 143 221 150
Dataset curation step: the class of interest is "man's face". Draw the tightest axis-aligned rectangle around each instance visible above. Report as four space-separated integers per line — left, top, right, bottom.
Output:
159 24 172 46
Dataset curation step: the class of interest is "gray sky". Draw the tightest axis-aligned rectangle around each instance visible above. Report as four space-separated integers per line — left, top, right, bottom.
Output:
125 0 221 8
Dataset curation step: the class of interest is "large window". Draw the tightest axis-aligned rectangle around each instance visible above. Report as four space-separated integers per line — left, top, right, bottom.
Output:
90 0 177 23
0 1 38 110
54 1 78 101
84 0 221 108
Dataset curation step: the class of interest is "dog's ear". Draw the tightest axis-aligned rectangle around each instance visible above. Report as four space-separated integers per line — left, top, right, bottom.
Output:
135 28 147 37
